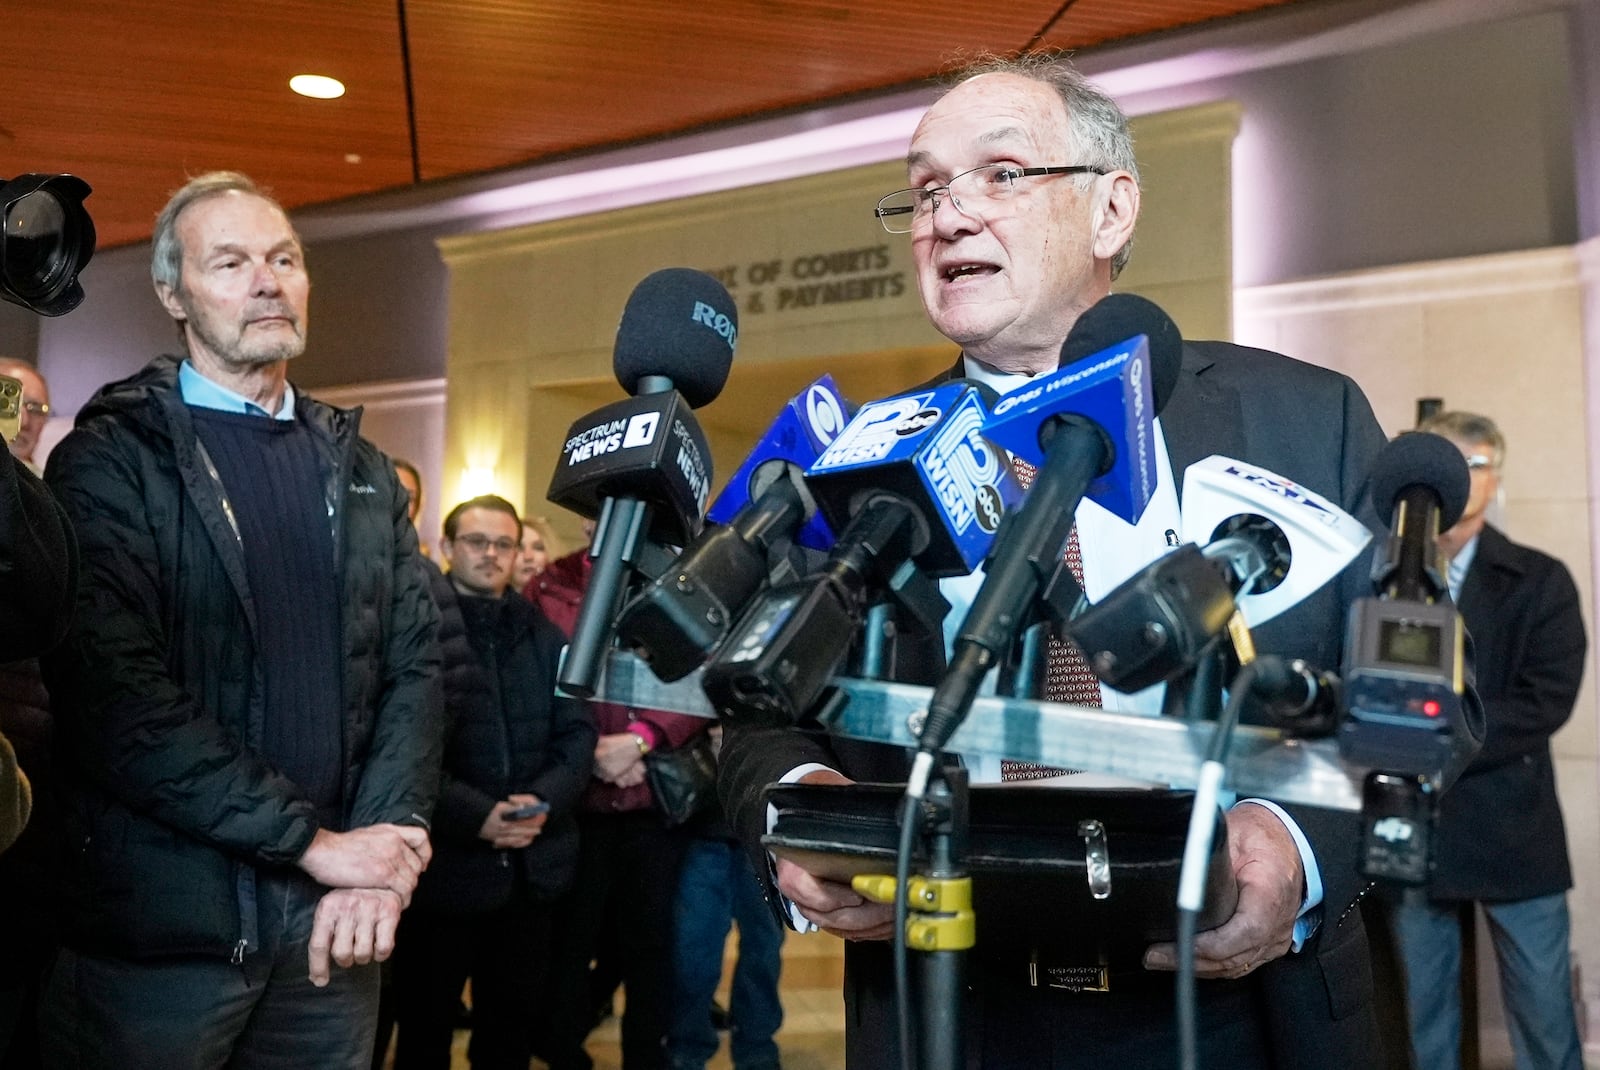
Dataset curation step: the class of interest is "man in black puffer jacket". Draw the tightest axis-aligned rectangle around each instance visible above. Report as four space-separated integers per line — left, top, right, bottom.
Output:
38 172 443 1070
392 495 595 1070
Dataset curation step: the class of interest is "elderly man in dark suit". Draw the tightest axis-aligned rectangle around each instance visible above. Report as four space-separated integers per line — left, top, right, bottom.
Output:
1393 411 1585 1070
717 52 1472 1070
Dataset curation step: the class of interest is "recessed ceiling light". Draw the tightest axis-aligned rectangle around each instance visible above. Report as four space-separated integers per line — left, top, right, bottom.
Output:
345 153 363 164
290 75 346 100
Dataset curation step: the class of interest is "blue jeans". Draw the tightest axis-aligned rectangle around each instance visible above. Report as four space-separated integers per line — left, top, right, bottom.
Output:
668 837 784 1070
1394 891 1582 1070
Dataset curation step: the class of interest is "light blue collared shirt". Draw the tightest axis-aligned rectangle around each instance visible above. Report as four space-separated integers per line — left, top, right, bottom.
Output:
1446 535 1479 602
178 360 296 420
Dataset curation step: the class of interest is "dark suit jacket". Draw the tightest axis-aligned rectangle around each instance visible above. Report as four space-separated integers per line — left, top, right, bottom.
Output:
1429 523 1583 902
719 340 1402 1068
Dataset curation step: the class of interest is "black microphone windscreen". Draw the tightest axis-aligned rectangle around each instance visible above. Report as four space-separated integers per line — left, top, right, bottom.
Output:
1369 432 1472 528
1058 293 1183 415
613 268 737 408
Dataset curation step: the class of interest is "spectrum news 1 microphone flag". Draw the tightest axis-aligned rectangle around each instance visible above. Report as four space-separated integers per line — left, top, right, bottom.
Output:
550 267 736 698
546 267 736 549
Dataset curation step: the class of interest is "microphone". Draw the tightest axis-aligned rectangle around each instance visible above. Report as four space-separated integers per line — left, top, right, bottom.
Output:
1338 432 1474 777
914 294 1183 765
704 373 852 552
551 268 736 698
1180 456 1375 627
1068 456 1371 695
613 375 854 682
1247 656 1343 735
1367 431 1471 602
1338 433 1475 882
700 379 1022 726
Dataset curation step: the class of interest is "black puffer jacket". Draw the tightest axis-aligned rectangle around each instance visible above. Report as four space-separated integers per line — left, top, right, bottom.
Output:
415 573 595 912
42 355 443 961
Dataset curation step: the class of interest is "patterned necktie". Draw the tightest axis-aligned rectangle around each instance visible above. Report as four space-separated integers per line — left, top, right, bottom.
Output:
1001 457 1101 782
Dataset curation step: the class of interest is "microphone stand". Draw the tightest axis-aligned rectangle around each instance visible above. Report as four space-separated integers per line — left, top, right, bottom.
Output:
913 765 970 1070
845 579 972 1070
860 763 972 1070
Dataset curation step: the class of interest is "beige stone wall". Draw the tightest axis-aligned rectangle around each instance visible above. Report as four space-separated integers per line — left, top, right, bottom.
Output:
1236 243 1600 1032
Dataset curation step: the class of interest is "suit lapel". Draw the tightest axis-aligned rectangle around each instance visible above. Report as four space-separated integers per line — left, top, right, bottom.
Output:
1457 524 1520 623
1152 343 1247 497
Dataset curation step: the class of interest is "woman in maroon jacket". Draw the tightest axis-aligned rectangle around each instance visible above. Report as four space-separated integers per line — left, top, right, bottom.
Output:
530 547 708 1070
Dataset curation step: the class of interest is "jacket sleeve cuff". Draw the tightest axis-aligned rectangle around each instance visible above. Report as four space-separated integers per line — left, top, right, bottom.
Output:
1232 797 1323 951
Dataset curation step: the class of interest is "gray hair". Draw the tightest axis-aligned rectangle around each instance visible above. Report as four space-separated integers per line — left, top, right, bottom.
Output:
948 53 1140 279
150 172 299 291
1418 411 1506 469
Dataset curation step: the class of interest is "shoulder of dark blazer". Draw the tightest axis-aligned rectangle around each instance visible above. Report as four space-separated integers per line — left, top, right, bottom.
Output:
1470 523 1560 584
1179 338 1366 393
924 340 1362 392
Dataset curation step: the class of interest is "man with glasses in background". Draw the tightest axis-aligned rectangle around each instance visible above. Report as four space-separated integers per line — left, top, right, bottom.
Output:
718 52 1413 1069
1391 411 1585 1070
391 494 594 1070
0 358 52 475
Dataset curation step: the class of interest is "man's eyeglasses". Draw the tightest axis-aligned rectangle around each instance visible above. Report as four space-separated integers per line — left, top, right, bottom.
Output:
1465 455 1496 471
455 533 518 554
21 400 48 417
874 163 1108 234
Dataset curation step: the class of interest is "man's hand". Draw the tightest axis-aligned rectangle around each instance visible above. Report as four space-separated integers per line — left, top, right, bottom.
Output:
1143 803 1304 978
593 732 646 786
297 824 432 903
306 887 403 987
772 767 895 941
774 858 897 942
478 793 548 849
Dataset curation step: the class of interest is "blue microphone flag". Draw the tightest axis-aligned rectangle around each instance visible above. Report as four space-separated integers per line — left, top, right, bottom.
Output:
706 374 853 551
805 381 1022 576
982 334 1158 526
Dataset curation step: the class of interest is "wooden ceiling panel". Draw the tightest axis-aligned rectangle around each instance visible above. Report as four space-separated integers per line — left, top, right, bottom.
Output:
402 0 1061 179
1035 0 1306 51
4 0 1307 249
10 0 416 247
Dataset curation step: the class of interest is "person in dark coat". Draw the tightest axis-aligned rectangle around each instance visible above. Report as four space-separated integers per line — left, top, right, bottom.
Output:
0 432 77 862
38 171 443 1070
391 495 596 1070
0 355 80 1069
1392 412 1585 1070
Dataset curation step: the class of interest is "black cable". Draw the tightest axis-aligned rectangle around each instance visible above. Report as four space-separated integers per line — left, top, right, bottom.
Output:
895 791 920 1070
1175 658 1259 1070
395 0 423 184
1021 0 1082 53
1176 905 1199 1070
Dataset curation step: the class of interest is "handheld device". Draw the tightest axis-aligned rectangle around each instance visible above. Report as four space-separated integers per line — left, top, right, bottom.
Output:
504 800 551 821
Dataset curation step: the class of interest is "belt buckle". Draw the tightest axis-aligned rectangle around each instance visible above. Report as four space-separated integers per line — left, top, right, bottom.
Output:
1029 953 1111 993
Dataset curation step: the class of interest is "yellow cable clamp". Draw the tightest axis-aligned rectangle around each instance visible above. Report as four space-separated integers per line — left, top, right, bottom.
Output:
852 873 976 951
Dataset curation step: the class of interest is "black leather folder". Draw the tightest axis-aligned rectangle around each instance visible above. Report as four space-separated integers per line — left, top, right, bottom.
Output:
763 782 1239 967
